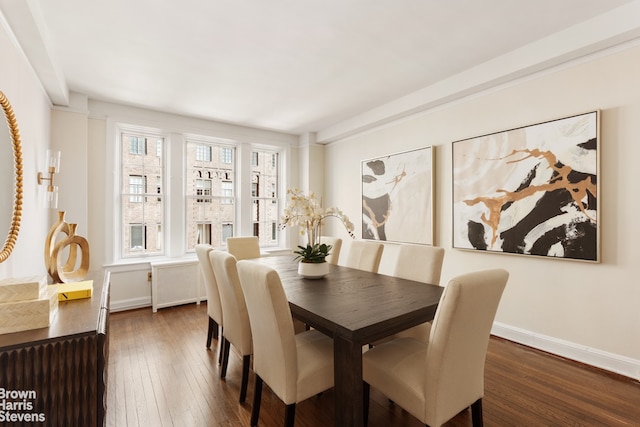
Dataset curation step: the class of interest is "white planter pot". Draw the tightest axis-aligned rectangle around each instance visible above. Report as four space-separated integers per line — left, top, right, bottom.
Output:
297 261 330 279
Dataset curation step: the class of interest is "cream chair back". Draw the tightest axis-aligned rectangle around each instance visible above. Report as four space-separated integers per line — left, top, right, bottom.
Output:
393 245 445 285
237 260 335 425
209 250 252 355
424 269 508 424
226 236 261 260
319 236 342 265
209 249 253 402
371 245 445 344
236 260 298 402
344 240 383 273
195 244 223 338
362 268 508 426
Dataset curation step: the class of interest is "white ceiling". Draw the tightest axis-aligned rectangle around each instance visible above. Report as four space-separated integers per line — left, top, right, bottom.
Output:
2 0 640 140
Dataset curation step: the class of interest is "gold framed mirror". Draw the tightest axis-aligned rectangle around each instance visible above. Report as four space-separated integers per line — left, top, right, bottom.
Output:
0 91 23 263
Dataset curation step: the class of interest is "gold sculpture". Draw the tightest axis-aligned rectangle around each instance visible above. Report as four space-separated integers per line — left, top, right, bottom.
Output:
45 211 90 283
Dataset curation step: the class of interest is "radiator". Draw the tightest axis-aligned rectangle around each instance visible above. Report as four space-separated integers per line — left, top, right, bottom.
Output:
150 259 204 312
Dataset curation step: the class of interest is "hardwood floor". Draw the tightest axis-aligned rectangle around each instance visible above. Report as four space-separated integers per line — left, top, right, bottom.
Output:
107 303 640 426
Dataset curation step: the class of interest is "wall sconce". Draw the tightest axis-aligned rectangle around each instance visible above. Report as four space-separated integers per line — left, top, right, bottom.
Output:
38 150 61 209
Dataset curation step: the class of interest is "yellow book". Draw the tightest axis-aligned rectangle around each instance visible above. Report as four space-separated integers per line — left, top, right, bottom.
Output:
57 280 93 301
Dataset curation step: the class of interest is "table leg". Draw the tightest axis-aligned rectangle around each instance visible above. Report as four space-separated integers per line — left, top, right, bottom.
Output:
334 336 364 427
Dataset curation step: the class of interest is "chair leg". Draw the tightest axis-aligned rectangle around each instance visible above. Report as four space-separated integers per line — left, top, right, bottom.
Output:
239 355 251 403
284 403 296 427
471 398 483 427
220 338 230 379
206 317 218 349
251 376 263 427
363 382 370 427
218 327 224 364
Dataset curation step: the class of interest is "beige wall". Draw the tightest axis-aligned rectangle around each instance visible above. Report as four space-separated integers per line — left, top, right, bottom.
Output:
324 44 640 378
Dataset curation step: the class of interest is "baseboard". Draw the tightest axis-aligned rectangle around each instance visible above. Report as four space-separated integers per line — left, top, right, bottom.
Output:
492 322 640 381
110 296 151 313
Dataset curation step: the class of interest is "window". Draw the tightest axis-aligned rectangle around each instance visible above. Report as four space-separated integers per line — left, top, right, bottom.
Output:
197 223 212 244
221 181 233 204
121 132 164 257
221 147 233 164
116 126 283 261
196 144 212 162
222 223 233 241
156 225 162 250
195 178 212 203
251 149 279 244
129 175 145 203
186 141 236 250
130 136 146 155
130 224 145 250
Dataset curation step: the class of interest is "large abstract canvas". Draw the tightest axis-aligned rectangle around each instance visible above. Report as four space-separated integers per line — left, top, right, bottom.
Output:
452 111 599 262
362 147 433 245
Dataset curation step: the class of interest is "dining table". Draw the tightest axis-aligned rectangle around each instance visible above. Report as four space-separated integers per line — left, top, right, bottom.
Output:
252 255 444 427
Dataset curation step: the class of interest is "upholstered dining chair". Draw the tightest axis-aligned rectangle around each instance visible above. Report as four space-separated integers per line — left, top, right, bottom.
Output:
374 245 446 343
226 236 261 260
362 269 509 427
236 260 335 427
209 250 253 403
344 240 384 273
319 236 342 265
195 244 223 357
393 244 445 285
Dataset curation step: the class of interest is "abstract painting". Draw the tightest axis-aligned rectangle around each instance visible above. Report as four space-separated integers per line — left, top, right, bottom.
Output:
452 111 599 262
362 147 433 245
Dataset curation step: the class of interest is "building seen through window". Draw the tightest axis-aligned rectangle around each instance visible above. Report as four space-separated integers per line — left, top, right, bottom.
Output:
186 142 236 250
185 143 279 250
121 133 164 255
250 150 279 246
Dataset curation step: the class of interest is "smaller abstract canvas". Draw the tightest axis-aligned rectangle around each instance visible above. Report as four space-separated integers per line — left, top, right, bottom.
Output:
362 147 433 245
452 111 599 262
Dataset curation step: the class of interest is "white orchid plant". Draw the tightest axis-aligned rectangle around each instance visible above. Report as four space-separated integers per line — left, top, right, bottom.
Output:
280 188 355 263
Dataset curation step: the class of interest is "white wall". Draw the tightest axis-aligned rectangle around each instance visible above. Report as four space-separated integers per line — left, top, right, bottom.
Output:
0 12 51 280
324 43 640 379
50 94 90 239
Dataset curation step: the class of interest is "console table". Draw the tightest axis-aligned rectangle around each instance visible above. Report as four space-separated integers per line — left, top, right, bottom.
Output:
0 271 110 426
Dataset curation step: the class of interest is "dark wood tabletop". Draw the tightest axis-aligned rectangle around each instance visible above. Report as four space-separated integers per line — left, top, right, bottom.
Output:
253 255 444 427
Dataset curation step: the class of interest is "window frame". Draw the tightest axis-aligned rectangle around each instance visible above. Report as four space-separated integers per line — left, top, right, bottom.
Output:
111 122 289 263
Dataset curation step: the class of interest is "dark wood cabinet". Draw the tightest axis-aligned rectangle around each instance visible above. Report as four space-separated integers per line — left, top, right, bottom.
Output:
0 272 110 426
